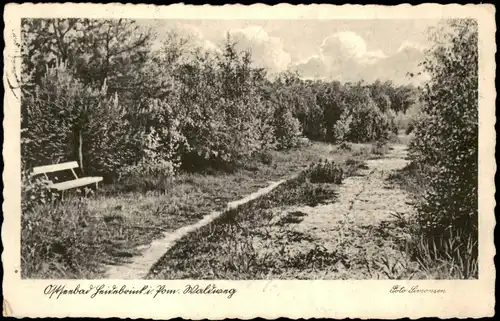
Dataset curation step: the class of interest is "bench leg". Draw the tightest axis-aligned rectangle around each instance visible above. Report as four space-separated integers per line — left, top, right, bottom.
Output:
60 190 65 201
95 182 99 190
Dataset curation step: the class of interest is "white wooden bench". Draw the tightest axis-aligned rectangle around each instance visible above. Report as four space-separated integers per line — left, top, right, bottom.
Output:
32 161 103 199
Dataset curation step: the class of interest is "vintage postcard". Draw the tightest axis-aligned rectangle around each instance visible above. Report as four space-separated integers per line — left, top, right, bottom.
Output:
2 2 496 319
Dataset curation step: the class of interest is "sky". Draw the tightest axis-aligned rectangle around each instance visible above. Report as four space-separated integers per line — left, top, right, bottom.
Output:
139 19 441 85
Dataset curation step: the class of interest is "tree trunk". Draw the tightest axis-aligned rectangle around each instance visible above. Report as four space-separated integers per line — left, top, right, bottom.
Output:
78 128 84 174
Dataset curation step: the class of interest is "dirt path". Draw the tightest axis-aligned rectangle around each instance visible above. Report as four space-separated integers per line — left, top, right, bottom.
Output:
107 143 415 279
287 144 416 279
105 180 285 279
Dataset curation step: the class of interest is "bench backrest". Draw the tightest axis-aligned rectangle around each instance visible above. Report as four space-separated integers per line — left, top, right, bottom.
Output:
32 161 79 175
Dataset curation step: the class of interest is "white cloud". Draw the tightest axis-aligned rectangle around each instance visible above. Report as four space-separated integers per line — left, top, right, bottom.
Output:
292 55 329 79
293 32 428 85
178 25 221 53
320 32 387 64
396 40 428 53
229 26 291 74
321 32 367 58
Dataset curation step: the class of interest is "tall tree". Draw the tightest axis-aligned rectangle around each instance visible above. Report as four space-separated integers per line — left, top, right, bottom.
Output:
21 18 152 93
411 19 478 240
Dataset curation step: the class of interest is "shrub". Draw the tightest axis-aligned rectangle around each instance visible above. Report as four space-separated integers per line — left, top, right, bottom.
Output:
258 151 274 165
371 141 389 155
21 64 134 179
338 141 352 151
331 84 397 143
273 106 302 150
343 158 368 177
307 160 344 184
345 102 394 143
332 112 353 143
409 19 478 272
117 125 180 192
21 169 57 214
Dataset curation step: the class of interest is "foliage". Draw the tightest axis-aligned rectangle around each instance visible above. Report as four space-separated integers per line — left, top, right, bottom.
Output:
401 19 479 277
273 105 303 150
307 160 344 184
21 169 57 214
21 18 152 93
332 84 396 142
21 18 420 178
410 19 478 240
21 63 133 178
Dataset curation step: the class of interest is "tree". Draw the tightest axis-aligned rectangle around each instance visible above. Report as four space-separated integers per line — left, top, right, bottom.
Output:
316 81 344 142
21 18 155 174
21 63 133 177
21 18 152 94
410 19 478 244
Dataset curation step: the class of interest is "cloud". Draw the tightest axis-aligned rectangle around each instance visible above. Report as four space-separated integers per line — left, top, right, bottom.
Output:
293 32 427 85
177 24 221 53
229 26 292 74
153 23 429 85
396 40 429 53
370 45 428 85
152 24 220 53
320 32 388 64
293 55 329 78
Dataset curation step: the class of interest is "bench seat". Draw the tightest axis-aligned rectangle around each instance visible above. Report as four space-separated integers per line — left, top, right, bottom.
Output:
50 177 103 191
33 161 103 199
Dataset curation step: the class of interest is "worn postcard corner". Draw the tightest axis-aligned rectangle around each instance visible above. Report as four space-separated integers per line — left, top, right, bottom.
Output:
2 2 496 319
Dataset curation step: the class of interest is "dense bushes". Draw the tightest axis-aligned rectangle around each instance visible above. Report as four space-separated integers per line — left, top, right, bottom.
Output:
21 18 416 182
408 19 478 276
275 77 409 144
22 64 136 177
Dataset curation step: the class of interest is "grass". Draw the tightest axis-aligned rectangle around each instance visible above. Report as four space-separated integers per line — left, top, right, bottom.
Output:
26 137 474 280
146 157 369 279
409 231 478 279
385 158 478 279
364 214 479 280
21 141 374 279
386 161 428 198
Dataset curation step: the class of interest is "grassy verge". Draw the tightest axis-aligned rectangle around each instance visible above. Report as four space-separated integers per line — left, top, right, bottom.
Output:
148 160 368 279
386 161 428 198
386 161 478 279
21 141 374 279
146 155 371 279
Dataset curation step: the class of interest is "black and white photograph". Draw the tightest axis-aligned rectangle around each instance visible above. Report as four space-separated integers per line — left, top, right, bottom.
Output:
2 2 496 319
14 15 483 280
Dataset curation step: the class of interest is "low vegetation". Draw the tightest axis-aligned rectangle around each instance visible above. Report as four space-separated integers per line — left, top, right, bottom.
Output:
147 156 368 279
21 142 374 278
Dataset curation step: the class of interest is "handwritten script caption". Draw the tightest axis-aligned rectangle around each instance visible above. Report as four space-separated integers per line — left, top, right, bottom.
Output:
389 285 446 294
44 284 237 299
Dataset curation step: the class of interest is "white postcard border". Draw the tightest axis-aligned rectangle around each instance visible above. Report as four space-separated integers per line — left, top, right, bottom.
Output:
2 3 496 319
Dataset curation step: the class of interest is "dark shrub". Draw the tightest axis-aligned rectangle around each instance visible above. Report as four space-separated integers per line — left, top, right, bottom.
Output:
307 160 344 184
409 19 478 275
